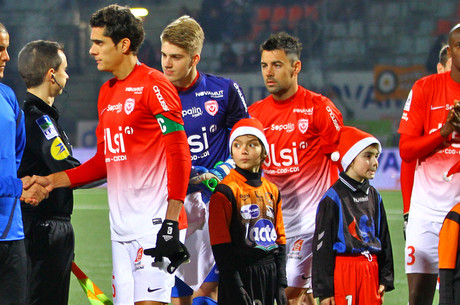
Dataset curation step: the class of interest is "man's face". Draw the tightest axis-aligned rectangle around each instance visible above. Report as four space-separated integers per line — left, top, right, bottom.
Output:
89 27 123 73
161 41 196 88
449 30 460 73
260 49 298 100
0 31 10 79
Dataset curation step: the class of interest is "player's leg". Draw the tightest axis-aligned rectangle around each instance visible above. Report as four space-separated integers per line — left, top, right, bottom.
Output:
29 218 74 305
191 265 219 304
285 235 315 305
405 216 442 305
133 237 176 305
0 239 27 305
407 273 438 305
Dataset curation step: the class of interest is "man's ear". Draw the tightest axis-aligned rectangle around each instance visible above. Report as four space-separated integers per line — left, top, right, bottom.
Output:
119 38 131 54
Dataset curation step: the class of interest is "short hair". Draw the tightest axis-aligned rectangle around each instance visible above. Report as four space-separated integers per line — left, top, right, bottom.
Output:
160 15 205 57
90 4 144 54
18 40 64 88
260 32 302 63
439 43 449 67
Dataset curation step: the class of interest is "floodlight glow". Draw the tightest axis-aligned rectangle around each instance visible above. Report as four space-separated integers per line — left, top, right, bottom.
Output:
131 8 149 18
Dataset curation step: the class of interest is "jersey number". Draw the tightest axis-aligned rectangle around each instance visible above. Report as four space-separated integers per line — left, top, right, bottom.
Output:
406 245 416 266
346 295 352 305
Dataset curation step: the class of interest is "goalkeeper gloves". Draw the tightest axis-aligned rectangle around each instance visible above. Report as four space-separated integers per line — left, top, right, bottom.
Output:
144 220 190 274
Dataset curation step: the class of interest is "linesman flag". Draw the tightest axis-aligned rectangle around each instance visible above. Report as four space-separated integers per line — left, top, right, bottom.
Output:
71 261 113 305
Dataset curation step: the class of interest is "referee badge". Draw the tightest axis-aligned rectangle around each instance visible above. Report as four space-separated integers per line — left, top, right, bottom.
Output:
36 115 58 140
50 137 70 160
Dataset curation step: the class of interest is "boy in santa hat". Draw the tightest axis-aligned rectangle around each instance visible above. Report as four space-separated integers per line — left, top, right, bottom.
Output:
208 118 287 305
312 126 394 305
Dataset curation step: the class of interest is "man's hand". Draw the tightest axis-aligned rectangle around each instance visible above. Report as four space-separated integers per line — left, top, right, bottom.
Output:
22 175 51 190
143 220 190 274
378 284 386 303
441 101 460 137
20 176 49 206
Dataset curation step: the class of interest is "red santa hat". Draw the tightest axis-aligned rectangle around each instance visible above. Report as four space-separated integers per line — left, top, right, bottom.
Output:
330 126 382 172
443 160 460 181
229 118 269 155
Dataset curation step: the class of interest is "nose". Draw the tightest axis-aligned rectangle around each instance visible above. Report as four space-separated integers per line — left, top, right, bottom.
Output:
89 44 96 56
1 49 10 62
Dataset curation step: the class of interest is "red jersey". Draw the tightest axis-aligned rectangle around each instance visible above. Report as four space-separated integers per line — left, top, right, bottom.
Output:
398 72 460 222
94 63 189 241
249 86 343 237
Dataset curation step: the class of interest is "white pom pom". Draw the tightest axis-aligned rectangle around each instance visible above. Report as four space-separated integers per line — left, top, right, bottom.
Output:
443 172 453 182
331 151 340 162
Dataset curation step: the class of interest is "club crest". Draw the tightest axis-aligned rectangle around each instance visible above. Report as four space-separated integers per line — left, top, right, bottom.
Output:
298 119 309 134
124 98 135 115
205 100 218 116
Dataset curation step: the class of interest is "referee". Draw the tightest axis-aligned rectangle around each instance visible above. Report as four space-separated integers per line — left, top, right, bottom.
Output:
17 40 80 305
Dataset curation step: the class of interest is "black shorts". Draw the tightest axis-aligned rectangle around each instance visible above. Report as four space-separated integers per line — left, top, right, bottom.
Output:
24 216 74 305
0 239 27 305
218 256 277 305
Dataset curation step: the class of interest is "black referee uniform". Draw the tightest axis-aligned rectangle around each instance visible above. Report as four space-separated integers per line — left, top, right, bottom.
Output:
18 92 80 305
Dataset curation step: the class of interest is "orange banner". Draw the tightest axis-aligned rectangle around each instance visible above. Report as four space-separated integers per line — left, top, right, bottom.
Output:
374 65 427 101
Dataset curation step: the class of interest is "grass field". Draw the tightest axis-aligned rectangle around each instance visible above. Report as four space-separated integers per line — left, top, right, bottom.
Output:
68 188 438 305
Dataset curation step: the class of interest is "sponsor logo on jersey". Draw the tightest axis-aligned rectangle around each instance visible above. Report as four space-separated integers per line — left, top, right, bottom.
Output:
403 90 412 112
36 115 58 140
293 107 314 115
125 86 143 94
107 103 123 114
326 106 341 131
292 239 304 252
182 107 203 118
233 82 248 112
153 86 169 111
50 137 70 160
240 204 260 220
124 98 135 115
298 119 309 134
135 248 143 263
271 123 295 132
264 142 300 169
188 126 213 155
104 127 128 161
247 219 278 250
195 90 224 98
205 100 218 116
134 248 145 271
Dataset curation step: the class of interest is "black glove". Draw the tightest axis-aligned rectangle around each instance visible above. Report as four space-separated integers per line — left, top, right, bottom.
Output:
234 286 252 305
144 220 190 274
403 213 408 240
275 286 287 305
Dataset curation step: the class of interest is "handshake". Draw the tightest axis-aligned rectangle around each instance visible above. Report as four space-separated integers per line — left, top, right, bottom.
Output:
20 175 54 206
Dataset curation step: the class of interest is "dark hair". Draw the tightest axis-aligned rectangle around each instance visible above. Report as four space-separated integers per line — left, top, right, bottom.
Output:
90 4 144 54
260 32 302 62
18 40 63 88
439 43 449 67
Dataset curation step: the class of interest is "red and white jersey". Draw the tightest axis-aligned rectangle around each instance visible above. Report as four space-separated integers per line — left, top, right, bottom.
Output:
95 63 184 241
249 86 343 237
398 72 460 223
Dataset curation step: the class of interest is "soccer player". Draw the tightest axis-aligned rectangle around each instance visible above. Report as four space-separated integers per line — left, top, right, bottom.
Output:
32 5 191 305
17 40 79 305
248 32 343 305
312 126 394 305
401 42 452 239
398 23 460 305
0 22 49 305
209 117 287 305
160 16 248 305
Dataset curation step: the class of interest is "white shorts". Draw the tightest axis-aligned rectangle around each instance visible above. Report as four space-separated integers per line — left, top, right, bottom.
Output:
112 234 180 305
285 234 313 291
405 215 442 274
176 192 215 291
